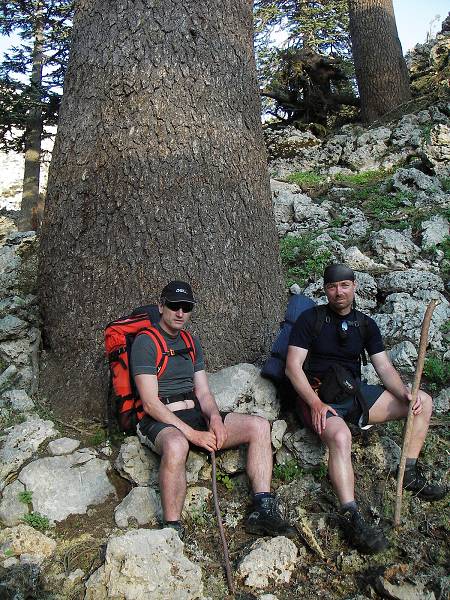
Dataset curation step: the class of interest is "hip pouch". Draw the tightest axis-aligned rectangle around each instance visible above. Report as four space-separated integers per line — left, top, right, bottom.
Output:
318 364 369 427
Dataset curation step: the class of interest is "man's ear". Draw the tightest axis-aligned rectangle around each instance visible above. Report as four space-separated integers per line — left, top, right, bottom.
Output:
158 302 164 315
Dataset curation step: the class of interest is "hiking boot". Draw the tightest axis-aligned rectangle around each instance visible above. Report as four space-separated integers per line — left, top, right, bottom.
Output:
401 464 446 501
163 521 185 540
245 495 297 539
339 508 388 555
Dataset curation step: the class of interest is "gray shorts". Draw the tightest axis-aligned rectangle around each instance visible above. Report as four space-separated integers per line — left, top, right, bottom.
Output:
325 382 385 425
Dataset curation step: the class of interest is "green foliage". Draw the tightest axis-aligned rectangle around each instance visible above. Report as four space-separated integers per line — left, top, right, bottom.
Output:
310 463 328 480
3 548 14 558
440 178 450 193
215 470 234 491
89 428 108 446
441 319 450 335
423 354 450 391
332 169 386 186
280 234 331 287
22 511 50 532
438 235 450 278
273 459 303 482
18 490 33 505
285 170 326 190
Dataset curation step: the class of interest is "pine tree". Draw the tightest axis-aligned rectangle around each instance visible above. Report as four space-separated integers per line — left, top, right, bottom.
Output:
0 0 73 230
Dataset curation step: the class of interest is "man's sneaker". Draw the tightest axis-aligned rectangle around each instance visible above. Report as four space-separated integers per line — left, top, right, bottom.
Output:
245 495 297 539
339 508 388 555
401 464 446 501
163 521 185 540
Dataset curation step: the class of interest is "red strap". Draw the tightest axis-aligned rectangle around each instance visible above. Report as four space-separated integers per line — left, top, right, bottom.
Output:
180 330 196 364
137 327 169 378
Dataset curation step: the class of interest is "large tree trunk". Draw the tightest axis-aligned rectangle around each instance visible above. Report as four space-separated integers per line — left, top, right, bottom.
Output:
19 4 44 232
39 0 284 419
348 0 411 123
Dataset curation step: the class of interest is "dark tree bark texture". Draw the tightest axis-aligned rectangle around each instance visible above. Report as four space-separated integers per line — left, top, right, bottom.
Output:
39 0 284 419
348 0 411 123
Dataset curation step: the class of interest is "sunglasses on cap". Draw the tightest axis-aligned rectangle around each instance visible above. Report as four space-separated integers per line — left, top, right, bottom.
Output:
164 301 193 313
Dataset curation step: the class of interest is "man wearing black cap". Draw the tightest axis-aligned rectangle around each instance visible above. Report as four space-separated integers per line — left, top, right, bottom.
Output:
131 280 296 539
285 264 445 554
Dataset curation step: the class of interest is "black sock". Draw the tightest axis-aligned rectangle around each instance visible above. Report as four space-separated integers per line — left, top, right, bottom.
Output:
164 520 181 525
405 458 417 469
253 492 272 506
341 500 358 513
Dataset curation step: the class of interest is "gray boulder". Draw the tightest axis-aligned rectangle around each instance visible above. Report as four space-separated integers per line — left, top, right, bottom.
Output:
237 536 299 589
392 167 441 193
283 428 328 468
208 363 279 420
84 529 203 600
377 269 444 294
423 124 450 176
0 418 57 491
114 486 162 528
370 229 420 268
421 215 449 250
389 341 418 373
0 479 27 526
47 437 80 455
18 448 115 522
115 436 159 487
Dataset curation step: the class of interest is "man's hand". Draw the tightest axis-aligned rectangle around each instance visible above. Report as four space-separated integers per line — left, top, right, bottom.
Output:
209 414 228 450
187 429 218 452
405 389 425 415
310 398 338 435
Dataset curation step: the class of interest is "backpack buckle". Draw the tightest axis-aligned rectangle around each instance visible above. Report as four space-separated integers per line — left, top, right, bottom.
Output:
167 349 176 356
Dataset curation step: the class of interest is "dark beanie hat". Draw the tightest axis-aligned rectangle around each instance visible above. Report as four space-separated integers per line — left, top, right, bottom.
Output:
323 264 355 285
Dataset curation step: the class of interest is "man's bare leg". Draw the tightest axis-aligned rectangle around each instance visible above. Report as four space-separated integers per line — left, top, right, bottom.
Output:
221 413 272 492
154 427 190 521
320 416 355 505
368 389 432 458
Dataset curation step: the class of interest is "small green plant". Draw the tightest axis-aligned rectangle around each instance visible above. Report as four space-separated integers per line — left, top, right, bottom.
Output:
423 354 450 391
440 177 450 193
89 428 108 446
3 548 14 558
280 234 331 287
333 169 386 186
189 506 207 526
311 463 328 480
22 512 50 532
440 319 450 335
18 491 33 505
285 170 326 189
273 459 303 483
215 470 234 491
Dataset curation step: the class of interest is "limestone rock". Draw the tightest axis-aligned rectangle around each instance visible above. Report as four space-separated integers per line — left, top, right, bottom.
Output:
374 576 436 600
18 449 115 522
363 436 401 472
343 247 386 274
0 315 28 341
271 420 287 450
434 388 449 414
423 124 450 176
182 486 212 520
0 364 19 393
283 428 328 468
389 341 418 373
0 479 27 526
186 449 209 483
421 215 449 250
270 179 296 229
0 389 34 412
115 436 159 487
237 536 298 588
84 529 203 600
377 269 444 294
370 229 420 268
0 418 57 491
208 363 279 420
47 437 81 455
114 486 162 528
217 446 246 474
0 524 56 563
292 194 331 228
392 167 441 193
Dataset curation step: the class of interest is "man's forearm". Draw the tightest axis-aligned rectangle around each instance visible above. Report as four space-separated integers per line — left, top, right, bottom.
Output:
196 392 221 421
375 363 409 401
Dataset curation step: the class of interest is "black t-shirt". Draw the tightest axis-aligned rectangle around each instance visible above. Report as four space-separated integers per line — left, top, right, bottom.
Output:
288 306 384 379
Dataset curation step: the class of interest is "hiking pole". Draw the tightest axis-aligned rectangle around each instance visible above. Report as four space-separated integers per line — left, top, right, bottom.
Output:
394 299 439 527
211 450 235 595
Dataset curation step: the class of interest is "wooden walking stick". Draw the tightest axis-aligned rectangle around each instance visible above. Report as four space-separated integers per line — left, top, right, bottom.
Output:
394 299 439 527
211 450 235 595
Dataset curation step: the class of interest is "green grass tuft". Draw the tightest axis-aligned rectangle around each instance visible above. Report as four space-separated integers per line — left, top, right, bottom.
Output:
280 234 331 287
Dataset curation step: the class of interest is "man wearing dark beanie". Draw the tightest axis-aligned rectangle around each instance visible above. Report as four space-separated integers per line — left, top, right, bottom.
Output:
286 264 445 554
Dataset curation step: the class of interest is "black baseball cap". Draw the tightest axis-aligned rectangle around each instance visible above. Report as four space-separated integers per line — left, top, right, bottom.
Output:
161 280 196 304
323 264 355 285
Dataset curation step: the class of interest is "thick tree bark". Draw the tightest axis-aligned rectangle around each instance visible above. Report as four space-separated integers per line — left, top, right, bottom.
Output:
348 0 411 123
39 0 284 419
19 4 44 232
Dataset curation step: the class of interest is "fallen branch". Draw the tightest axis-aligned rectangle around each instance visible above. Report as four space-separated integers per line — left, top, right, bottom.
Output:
394 299 439 527
295 513 325 559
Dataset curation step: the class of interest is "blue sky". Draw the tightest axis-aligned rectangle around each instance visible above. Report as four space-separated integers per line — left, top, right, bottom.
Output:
0 1 448 60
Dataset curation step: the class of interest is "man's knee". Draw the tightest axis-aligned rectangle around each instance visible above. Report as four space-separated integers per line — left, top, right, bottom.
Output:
247 415 271 441
421 391 433 419
324 424 352 452
160 429 190 462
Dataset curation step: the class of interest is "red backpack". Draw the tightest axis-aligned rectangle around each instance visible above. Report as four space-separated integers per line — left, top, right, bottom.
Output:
104 305 196 433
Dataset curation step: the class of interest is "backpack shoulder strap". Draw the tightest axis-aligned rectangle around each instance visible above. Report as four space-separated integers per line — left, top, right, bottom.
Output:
180 330 196 364
312 304 329 338
354 309 369 366
137 326 170 378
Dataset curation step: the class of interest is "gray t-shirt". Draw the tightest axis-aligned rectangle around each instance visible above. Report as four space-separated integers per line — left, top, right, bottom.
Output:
130 324 205 397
